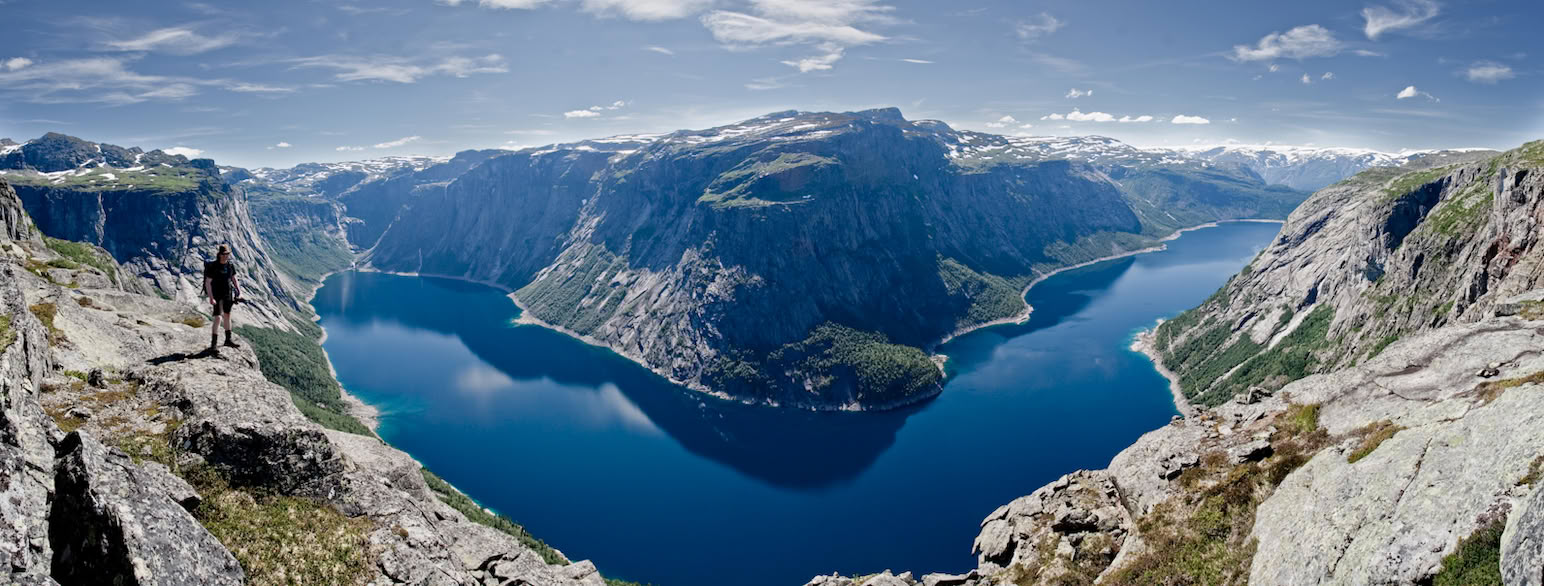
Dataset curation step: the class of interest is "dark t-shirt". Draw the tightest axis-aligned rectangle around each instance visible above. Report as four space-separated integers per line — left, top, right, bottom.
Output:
204 261 236 299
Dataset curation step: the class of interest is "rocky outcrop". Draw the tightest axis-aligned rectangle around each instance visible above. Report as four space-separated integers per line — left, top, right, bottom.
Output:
50 431 244 585
1151 144 1540 407
6 137 307 332
0 215 607 584
1 178 36 242
1505 481 1544 586
0 264 56 581
365 108 1309 409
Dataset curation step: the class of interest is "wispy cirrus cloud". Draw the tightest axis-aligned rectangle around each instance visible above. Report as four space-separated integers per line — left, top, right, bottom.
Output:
1463 61 1514 84
290 54 507 83
1014 13 1063 41
702 0 895 74
103 26 243 55
4 57 33 71
373 136 422 149
1230 25 1342 61
1396 85 1439 101
1361 0 1439 40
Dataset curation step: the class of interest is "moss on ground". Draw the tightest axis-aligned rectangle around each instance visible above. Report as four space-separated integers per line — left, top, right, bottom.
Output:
28 302 65 346
0 315 12 353
1346 420 1403 464
43 237 117 284
185 466 375 586
1431 518 1504 586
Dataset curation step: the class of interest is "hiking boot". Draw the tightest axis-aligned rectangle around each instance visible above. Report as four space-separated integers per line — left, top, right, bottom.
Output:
223 337 241 348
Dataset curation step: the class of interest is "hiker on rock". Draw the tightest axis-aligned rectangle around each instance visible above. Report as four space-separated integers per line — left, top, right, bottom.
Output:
204 244 242 354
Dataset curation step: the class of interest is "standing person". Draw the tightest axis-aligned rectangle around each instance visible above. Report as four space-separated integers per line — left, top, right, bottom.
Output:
203 245 242 355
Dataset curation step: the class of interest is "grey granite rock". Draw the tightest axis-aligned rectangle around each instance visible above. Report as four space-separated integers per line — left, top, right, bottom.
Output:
0 264 58 581
1504 484 1544 586
49 430 243 585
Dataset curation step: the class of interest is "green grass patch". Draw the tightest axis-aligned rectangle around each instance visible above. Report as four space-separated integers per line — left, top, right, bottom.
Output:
1192 306 1335 406
420 469 567 566
5 165 203 194
28 302 65 345
43 237 117 284
1521 300 1544 320
1519 455 1544 487
1346 420 1403 463
0 315 13 353
1431 518 1504 586
62 369 88 382
1367 333 1401 360
181 315 207 329
185 465 375 586
1379 166 1452 203
234 326 372 436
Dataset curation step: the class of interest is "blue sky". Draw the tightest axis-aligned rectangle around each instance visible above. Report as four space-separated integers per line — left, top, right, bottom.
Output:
0 0 1539 168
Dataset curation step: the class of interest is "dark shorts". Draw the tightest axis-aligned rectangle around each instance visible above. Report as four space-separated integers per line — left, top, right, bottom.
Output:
211 297 234 315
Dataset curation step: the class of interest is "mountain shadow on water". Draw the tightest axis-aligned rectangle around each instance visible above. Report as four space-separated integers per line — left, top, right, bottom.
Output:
313 270 919 489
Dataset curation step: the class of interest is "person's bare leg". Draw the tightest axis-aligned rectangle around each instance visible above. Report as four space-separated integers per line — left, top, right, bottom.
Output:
222 311 239 347
210 306 220 351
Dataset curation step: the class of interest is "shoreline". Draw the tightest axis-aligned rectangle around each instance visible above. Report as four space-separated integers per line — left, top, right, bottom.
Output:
928 219 1284 351
302 263 382 432
1130 323 1196 418
325 218 1279 417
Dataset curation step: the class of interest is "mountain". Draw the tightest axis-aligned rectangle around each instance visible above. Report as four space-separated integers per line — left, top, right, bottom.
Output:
354 108 1310 410
0 133 313 332
814 140 1544 586
1161 144 1489 192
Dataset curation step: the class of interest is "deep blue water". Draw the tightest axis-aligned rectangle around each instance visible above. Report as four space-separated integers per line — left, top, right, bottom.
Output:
313 221 1280 586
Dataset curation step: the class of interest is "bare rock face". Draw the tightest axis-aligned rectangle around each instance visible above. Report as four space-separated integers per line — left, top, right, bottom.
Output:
1 178 37 242
973 470 1133 583
49 431 244 586
0 264 57 581
1504 483 1544 586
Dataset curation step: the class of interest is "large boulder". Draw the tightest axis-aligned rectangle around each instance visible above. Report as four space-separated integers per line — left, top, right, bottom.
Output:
49 431 243 585
1504 484 1544 586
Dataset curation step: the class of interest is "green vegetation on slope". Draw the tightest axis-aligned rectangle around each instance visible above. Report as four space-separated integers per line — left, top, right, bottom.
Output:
0 315 12 353
1160 305 1336 407
420 469 567 565
186 465 375 586
772 323 941 405
936 257 1030 329
3 166 202 194
1431 518 1504 586
43 237 117 284
248 196 354 285
233 325 372 436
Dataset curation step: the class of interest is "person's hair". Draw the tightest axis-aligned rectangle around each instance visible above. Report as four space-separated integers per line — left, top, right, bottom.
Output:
217 245 229 256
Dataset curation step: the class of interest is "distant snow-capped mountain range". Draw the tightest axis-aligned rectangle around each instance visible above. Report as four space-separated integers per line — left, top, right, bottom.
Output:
2 117 1485 196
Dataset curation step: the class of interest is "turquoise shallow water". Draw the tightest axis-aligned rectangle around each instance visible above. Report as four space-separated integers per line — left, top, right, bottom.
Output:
313 221 1280 586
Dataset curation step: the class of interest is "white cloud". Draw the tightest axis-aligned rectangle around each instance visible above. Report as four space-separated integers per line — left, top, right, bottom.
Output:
1019 123 1034 129
609 100 627 109
0 57 222 104
1171 115 1211 124
984 115 1018 128
274 142 292 148
1066 109 1115 122
1015 12 1063 41
1464 61 1514 84
1352 49 1386 57
1362 0 1439 40
227 82 294 93
900 58 933 64
744 76 787 90
105 27 241 55
1230 24 1342 61
1065 88 1092 99
292 54 507 83
336 145 366 151
701 11 886 47
3 57 32 71
701 0 895 74
1301 73 1312 84
564 109 602 118
373 136 421 149
1040 113 1065 121
439 0 555 8
1321 71 1335 80
578 0 716 20
1118 115 1154 123
782 48 844 72
1268 64 1280 72
1396 85 1438 101
645 46 675 55
163 146 204 157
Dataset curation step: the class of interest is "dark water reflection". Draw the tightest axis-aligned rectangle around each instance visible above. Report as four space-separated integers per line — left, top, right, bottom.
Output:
315 221 1280 586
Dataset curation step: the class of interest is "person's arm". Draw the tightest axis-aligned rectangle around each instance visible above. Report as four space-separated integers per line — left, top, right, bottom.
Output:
232 270 241 299
204 275 214 303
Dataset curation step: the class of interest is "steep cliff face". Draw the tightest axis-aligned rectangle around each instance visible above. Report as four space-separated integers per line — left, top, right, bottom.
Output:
0 178 35 242
804 140 1544 586
247 194 354 289
1150 144 1540 407
336 149 506 248
366 109 1292 409
4 138 304 331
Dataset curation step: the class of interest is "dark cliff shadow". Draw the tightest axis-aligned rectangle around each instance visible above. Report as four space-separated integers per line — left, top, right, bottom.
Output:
313 270 919 490
146 347 221 365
